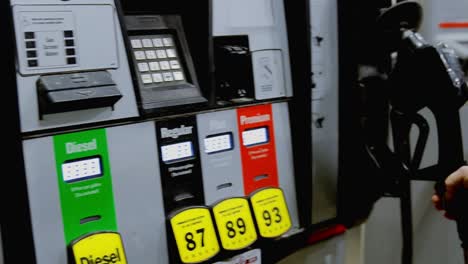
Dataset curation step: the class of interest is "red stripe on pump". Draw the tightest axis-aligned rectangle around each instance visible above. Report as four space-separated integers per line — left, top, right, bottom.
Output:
439 22 468 29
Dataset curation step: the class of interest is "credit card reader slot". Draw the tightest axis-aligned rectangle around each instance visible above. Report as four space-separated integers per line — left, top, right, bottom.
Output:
37 71 122 118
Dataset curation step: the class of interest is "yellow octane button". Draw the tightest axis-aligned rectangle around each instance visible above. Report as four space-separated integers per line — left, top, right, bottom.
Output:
250 188 292 238
170 207 220 263
71 232 127 264
213 197 258 250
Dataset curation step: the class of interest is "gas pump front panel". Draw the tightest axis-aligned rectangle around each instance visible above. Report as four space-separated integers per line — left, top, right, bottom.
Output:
197 109 244 205
11 0 138 133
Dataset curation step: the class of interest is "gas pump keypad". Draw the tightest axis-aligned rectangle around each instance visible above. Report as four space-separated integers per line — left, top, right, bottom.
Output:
130 35 186 87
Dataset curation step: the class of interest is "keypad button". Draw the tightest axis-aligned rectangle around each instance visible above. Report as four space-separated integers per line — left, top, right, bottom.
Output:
67 57 77 65
163 72 174 82
65 39 75 47
28 60 38 67
152 73 163 83
170 60 181 69
131 39 143 49
27 50 37 58
138 63 149 72
142 39 153 48
173 71 184 81
134 51 146 60
145 50 157 59
66 49 76 56
166 49 177 58
149 62 160 71
153 38 164 47
156 50 167 59
160 61 170 70
25 32 35 39
163 37 173 47
64 31 74 38
26 41 36 49
141 74 153 84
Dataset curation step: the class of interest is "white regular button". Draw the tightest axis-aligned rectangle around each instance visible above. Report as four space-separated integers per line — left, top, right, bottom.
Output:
142 39 153 48
160 61 170 70
163 37 173 46
141 74 153 84
170 60 181 69
152 73 163 83
153 38 164 47
149 62 160 71
145 50 157 59
173 71 184 81
157 50 167 59
163 72 174 82
134 51 146 60
138 63 149 72
166 49 177 58
131 39 143 49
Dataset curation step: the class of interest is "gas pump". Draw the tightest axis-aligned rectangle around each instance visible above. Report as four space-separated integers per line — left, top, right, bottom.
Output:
2 0 313 263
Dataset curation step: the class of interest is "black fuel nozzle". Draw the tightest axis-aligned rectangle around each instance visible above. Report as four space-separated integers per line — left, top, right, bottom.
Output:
389 30 468 248
389 31 467 114
389 31 467 170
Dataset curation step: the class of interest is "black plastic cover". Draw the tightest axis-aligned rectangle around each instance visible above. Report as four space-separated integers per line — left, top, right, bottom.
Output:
37 71 122 116
214 35 255 103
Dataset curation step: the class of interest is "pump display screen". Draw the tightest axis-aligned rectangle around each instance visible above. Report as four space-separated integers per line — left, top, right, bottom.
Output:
204 133 234 154
242 127 269 147
161 142 194 163
62 156 103 183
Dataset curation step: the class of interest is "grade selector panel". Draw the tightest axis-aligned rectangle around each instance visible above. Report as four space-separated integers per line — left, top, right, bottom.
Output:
197 109 244 205
156 117 205 213
237 104 280 195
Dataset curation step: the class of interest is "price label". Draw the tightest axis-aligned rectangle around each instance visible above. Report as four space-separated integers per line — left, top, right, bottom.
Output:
170 207 220 263
70 232 127 264
250 188 292 238
212 198 258 250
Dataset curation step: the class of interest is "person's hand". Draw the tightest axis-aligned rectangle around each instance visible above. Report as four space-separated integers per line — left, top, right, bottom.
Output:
432 166 468 251
432 166 468 219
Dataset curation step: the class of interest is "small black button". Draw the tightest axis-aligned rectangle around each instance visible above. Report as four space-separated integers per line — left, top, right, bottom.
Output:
66 49 76 56
26 41 36 49
67 57 76 65
28 60 38 67
64 31 74 38
27 50 37 58
25 32 35 39
65 39 74 47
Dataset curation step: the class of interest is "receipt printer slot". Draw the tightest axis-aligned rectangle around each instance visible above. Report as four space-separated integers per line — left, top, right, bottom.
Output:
37 71 122 117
